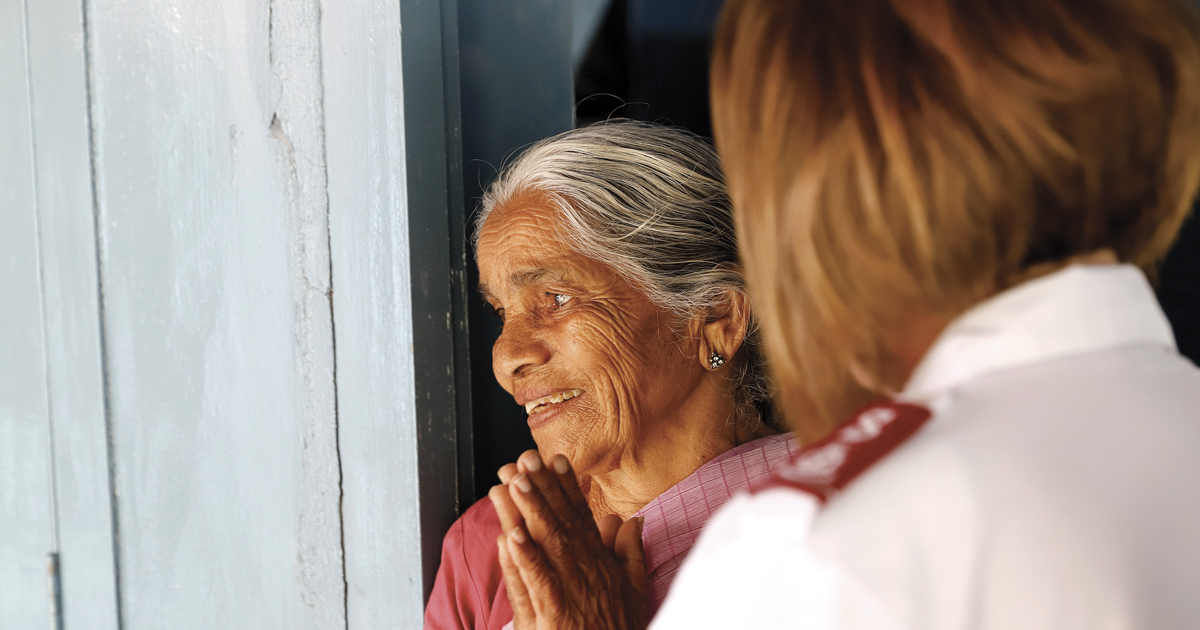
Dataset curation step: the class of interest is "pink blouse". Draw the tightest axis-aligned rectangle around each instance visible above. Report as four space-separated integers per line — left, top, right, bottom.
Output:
423 433 798 629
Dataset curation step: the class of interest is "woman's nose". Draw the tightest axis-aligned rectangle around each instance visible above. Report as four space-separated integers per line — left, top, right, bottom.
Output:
493 316 552 381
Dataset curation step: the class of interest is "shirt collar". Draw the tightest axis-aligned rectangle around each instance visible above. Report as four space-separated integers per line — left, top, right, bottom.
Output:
902 264 1176 401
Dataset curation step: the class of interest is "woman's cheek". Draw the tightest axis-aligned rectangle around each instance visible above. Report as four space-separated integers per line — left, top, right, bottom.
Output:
565 396 614 471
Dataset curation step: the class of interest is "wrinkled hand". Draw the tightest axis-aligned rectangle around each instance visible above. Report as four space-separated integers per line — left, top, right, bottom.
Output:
489 450 649 630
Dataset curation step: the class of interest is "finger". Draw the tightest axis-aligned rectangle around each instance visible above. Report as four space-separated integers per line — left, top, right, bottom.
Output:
497 463 519 485
489 484 523 534
519 451 587 534
615 516 648 598
513 448 540 476
549 455 595 524
506 523 565 623
597 514 622 550
508 473 586 581
498 533 536 629
507 473 568 548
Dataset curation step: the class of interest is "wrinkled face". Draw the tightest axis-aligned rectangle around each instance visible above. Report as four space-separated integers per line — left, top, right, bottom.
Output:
477 195 703 475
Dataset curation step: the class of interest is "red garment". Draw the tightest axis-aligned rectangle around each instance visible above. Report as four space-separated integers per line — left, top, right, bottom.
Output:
424 498 511 630
752 401 931 502
423 433 797 629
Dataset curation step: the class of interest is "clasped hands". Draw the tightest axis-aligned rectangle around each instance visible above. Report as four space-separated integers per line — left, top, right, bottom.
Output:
489 450 650 630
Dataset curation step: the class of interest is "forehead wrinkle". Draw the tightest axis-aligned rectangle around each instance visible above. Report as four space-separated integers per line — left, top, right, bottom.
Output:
512 267 561 288
478 265 577 301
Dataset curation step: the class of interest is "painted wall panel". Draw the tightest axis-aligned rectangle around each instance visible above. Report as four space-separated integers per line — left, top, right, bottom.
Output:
321 0 421 618
398 0 468 607
84 0 344 627
23 0 122 626
0 0 56 625
324 0 466 625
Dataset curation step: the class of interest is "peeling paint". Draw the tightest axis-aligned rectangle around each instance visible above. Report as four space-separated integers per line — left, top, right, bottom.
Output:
262 0 345 626
80 0 345 627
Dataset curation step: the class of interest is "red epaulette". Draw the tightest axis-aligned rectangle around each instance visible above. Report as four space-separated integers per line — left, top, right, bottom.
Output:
752 400 932 504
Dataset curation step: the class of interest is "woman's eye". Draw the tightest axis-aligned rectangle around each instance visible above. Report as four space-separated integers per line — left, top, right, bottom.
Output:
552 294 571 307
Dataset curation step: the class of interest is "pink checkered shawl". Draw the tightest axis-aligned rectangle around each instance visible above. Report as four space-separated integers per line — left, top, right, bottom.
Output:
496 433 797 629
635 432 798 614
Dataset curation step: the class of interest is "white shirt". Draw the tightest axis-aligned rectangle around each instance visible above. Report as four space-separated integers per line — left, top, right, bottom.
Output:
651 264 1200 630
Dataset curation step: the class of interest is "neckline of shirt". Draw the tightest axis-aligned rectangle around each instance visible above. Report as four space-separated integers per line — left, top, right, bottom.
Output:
901 263 1176 402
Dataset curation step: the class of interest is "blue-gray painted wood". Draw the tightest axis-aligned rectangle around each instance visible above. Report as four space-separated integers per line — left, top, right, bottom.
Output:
22 0 122 627
443 0 477 533
398 0 470 606
324 0 467 625
10 0 473 625
0 0 56 626
84 0 345 627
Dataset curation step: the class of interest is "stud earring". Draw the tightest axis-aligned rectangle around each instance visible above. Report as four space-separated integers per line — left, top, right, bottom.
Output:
708 351 726 370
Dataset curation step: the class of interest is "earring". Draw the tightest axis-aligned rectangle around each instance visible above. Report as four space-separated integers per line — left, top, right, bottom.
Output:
708 351 726 370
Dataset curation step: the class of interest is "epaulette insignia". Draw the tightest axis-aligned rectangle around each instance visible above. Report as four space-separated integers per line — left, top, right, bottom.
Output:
752 400 931 503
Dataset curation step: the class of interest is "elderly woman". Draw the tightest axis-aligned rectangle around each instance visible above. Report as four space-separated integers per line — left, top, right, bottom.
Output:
495 0 1200 628
423 120 796 630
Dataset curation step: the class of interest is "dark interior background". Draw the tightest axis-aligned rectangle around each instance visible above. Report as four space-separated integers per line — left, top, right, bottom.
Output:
459 0 1200 505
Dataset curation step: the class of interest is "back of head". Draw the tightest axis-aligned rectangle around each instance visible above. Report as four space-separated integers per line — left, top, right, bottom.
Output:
711 0 1200 440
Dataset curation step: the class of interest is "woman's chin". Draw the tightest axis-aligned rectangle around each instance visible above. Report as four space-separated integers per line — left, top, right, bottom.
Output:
527 396 608 469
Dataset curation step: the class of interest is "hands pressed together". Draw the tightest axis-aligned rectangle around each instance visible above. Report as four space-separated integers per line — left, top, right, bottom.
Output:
489 450 650 630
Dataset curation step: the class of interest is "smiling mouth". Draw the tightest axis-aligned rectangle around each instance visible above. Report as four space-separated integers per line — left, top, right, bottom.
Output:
524 389 584 414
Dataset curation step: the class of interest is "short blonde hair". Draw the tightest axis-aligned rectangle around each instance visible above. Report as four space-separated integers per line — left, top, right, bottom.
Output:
711 0 1200 442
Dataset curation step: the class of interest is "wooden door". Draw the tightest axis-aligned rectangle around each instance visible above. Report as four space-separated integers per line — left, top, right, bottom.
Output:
2 0 470 627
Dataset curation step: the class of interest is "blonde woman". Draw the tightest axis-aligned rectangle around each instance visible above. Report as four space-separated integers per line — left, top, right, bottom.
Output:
492 0 1200 628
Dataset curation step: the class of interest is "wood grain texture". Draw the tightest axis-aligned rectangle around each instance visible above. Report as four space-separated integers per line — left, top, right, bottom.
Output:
0 0 56 625
323 0 466 626
9 0 473 626
84 0 344 627
321 0 423 625
23 0 122 626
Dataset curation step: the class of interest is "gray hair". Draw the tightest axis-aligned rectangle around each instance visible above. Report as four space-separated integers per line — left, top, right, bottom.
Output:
473 119 774 430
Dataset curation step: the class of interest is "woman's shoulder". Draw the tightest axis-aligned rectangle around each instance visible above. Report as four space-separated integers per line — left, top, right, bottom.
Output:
426 496 508 630
463 495 499 521
441 495 505 566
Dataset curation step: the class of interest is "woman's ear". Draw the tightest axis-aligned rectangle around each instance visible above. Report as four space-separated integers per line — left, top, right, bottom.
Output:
697 289 751 372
